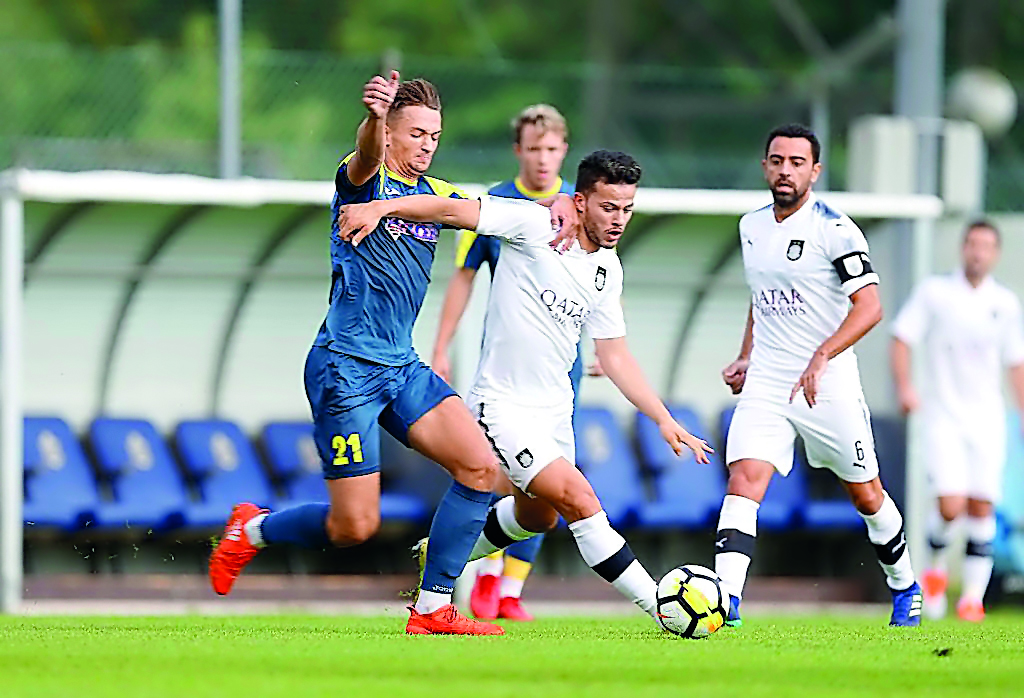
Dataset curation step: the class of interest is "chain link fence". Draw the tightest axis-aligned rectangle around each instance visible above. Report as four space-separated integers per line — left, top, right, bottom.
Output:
2 42 1023 205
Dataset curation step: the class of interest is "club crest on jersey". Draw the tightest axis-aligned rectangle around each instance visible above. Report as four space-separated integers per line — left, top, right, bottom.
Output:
786 240 804 261
595 266 607 290
515 448 534 469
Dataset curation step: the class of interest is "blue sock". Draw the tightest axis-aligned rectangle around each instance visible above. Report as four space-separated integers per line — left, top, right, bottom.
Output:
421 481 492 594
260 503 330 549
506 532 545 564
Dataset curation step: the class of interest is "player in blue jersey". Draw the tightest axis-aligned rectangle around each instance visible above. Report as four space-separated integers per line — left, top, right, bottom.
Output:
431 105 582 622
209 72 575 636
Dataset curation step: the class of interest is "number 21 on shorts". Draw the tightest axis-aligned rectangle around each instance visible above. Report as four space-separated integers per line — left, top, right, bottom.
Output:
332 433 364 465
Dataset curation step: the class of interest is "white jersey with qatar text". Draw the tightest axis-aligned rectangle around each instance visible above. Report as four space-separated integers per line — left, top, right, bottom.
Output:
469 195 626 409
739 192 879 398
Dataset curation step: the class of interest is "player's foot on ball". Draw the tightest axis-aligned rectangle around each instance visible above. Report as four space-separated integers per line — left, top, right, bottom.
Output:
956 598 985 623
921 569 948 620
470 573 501 620
209 502 266 596
725 594 743 628
889 582 923 626
409 537 428 605
497 596 534 621
406 604 505 636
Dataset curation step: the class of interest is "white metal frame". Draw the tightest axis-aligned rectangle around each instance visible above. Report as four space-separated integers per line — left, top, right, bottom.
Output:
0 168 944 613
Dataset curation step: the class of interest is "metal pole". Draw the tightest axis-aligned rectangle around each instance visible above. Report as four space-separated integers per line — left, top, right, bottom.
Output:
811 89 830 191
1 188 25 614
219 0 242 179
894 0 946 570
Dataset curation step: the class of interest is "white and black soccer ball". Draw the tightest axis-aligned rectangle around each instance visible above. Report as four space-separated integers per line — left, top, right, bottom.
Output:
656 564 729 638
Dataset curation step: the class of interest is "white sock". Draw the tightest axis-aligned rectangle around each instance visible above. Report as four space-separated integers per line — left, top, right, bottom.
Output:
477 553 504 577
714 494 759 600
500 576 525 599
926 508 955 574
243 513 268 548
860 492 916 590
569 510 657 616
414 589 451 614
961 515 996 603
469 496 534 561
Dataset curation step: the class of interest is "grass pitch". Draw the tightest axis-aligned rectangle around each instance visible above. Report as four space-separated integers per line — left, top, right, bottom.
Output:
2 612 1023 698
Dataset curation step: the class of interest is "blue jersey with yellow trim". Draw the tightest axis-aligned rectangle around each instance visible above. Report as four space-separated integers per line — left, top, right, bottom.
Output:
454 176 574 273
315 153 464 366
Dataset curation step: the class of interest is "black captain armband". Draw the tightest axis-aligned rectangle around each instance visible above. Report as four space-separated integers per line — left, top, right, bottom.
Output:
832 251 874 284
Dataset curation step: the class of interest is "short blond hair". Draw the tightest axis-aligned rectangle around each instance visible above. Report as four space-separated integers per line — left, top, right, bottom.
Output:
512 104 568 144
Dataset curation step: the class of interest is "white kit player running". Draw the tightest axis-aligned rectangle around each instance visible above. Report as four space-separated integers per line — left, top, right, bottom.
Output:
337 150 713 624
716 124 921 627
891 220 1024 622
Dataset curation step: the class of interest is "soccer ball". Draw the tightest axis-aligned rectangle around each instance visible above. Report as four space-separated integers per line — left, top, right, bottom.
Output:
656 565 729 638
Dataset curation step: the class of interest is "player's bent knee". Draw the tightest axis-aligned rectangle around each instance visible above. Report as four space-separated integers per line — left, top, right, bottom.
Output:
515 503 559 533
452 456 500 493
324 512 380 547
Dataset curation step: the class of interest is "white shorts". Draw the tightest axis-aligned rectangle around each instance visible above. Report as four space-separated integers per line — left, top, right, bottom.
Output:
467 393 575 492
726 391 879 483
921 409 1005 502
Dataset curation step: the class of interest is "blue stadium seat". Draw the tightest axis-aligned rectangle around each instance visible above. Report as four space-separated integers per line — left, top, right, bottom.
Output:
175 420 276 528
261 422 427 522
635 406 726 529
995 411 1024 574
88 418 190 532
574 407 645 527
23 417 98 531
718 405 804 529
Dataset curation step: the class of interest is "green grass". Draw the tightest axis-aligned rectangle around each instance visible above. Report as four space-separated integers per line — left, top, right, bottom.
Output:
2 613 1023 698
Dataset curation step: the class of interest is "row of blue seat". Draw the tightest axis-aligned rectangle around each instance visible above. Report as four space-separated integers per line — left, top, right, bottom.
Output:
575 405 901 531
22 405 906 536
24 417 428 533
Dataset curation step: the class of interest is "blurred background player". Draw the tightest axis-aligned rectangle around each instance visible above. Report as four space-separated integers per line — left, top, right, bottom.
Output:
209 71 508 636
431 104 579 621
717 124 921 627
890 220 1024 622
338 150 713 624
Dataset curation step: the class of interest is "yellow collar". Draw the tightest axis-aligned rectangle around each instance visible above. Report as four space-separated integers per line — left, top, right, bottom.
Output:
384 164 420 187
514 176 564 200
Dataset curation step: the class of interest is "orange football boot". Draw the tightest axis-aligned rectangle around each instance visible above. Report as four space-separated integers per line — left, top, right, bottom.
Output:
956 598 985 623
209 502 266 595
470 574 501 620
406 604 505 635
497 596 534 621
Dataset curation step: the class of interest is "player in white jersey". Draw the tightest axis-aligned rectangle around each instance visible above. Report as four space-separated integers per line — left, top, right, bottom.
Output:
715 124 921 627
891 220 1024 622
337 150 714 626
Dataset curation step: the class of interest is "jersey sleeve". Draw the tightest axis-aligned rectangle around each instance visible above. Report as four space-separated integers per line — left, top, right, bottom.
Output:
824 219 880 296
585 265 626 340
475 195 552 247
454 231 498 271
890 280 932 345
334 152 380 204
1001 294 1024 367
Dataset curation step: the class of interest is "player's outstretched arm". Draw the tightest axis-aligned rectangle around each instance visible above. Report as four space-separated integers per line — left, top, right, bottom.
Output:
337 195 482 247
594 337 713 464
889 337 919 415
722 303 754 395
347 71 400 187
432 267 477 382
791 283 882 407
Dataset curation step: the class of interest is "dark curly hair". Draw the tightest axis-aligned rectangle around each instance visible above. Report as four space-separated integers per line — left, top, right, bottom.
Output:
575 150 642 194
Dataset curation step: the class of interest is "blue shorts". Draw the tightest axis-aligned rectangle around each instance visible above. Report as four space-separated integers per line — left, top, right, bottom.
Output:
304 346 457 479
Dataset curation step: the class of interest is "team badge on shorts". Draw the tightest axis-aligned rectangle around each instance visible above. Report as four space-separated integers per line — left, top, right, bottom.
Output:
595 266 607 290
786 240 804 261
515 448 534 468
